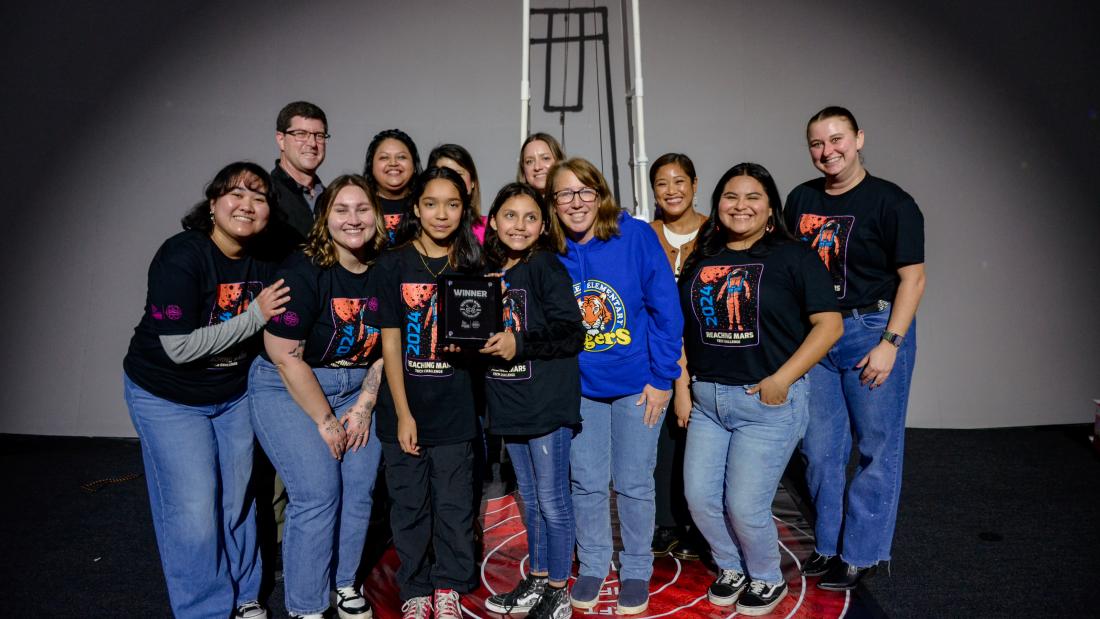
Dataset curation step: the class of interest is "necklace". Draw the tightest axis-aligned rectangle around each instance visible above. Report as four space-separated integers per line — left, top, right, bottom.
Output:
413 240 449 278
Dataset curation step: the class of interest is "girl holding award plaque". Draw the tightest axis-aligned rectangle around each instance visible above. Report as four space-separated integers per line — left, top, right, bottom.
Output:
479 183 584 619
371 166 482 619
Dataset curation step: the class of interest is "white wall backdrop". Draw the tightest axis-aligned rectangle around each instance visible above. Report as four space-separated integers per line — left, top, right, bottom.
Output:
2 0 1097 436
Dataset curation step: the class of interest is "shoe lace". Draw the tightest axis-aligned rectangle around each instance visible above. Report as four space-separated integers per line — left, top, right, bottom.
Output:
237 601 262 613
435 590 461 616
401 597 431 619
748 580 769 595
716 569 742 585
502 575 544 605
336 585 366 608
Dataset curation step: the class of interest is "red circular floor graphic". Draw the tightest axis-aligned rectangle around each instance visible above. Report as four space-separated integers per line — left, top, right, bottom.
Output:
364 493 863 618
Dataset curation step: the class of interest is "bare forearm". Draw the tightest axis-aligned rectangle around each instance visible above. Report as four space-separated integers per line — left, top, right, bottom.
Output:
354 357 385 408
887 264 925 336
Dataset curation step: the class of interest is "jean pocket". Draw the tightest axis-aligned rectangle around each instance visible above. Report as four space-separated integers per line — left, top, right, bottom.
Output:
857 308 890 331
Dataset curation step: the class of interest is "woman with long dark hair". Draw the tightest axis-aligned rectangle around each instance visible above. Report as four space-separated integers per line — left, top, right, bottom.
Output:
363 128 422 246
123 162 289 619
677 163 841 615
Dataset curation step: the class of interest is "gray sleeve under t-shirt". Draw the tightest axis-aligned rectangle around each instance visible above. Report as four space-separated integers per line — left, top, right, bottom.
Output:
159 302 267 364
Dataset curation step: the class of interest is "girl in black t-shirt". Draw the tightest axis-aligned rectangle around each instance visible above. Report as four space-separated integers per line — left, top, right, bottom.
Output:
372 167 482 618
363 128 422 247
676 163 842 615
786 106 926 591
480 183 583 618
248 175 387 619
122 162 290 619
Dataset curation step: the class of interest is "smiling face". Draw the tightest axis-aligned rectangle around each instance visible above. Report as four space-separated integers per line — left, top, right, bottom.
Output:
327 185 376 259
210 173 271 247
807 116 865 181
276 115 326 177
551 169 599 243
491 194 543 256
371 138 415 199
717 175 772 248
653 163 698 219
521 139 556 190
414 178 464 248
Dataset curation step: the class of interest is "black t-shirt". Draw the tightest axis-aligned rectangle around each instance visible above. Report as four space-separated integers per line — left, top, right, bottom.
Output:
784 173 924 309
371 244 477 445
379 197 407 247
262 251 382 368
123 230 277 404
679 242 837 386
484 251 583 436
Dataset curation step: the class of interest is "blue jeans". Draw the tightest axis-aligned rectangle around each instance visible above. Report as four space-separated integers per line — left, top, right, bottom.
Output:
571 394 663 582
123 373 261 619
684 379 808 585
248 358 383 615
505 426 575 582
800 309 916 567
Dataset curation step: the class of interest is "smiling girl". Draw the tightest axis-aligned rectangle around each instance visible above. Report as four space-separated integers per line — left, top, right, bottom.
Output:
371 167 482 619
480 183 583 619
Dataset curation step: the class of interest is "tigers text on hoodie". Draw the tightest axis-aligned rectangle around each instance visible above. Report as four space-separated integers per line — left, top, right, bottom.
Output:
556 211 684 399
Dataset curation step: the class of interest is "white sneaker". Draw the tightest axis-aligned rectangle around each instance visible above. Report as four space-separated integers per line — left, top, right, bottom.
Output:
332 584 374 619
234 601 267 619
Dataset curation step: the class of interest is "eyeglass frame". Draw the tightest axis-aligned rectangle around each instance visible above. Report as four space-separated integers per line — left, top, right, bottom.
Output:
281 129 331 143
552 187 599 205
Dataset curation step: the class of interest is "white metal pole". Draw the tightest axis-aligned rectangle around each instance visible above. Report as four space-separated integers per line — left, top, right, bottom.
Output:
630 0 650 220
521 0 531 146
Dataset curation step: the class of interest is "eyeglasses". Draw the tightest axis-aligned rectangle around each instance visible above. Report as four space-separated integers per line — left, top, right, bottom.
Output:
282 129 330 143
552 187 599 205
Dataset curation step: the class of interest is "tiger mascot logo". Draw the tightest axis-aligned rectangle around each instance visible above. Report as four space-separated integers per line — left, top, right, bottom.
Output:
572 279 631 352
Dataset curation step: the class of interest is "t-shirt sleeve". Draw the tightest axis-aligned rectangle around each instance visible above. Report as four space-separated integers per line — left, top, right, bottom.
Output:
265 257 320 341
146 244 205 336
796 247 841 315
783 187 804 233
888 194 925 266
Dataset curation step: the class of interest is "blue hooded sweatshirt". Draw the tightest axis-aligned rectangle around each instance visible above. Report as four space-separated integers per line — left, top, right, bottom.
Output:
557 211 684 399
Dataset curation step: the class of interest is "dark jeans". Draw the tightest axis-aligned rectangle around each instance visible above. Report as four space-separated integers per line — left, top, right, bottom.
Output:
654 409 693 529
382 440 477 600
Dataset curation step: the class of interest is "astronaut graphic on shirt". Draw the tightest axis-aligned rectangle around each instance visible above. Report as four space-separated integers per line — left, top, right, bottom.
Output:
796 214 854 298
207 281 263 367
688 264 763 347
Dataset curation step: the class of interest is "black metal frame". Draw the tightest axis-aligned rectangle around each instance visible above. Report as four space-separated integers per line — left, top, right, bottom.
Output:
529 6 621 202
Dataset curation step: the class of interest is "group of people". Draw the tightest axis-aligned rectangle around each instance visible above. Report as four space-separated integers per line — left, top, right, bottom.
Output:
122 101 925 619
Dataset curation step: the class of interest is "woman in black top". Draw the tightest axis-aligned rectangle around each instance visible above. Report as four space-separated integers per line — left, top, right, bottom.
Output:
363 129 422 246
677 162 842 615
786 106 926 590
248 175 388 619
122 162 289 619
481 183 583 619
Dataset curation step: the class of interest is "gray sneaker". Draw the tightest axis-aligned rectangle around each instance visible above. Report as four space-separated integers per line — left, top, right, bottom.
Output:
528 585 572 619
485 574 548 613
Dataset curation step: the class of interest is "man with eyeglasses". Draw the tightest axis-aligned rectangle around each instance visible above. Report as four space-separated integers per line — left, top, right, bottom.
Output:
272 101 329 239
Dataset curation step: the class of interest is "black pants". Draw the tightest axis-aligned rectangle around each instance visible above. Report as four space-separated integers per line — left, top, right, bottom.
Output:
654 409 693 529
382 440 477 600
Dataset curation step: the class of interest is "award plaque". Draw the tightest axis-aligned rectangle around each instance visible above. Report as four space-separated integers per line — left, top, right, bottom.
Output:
438 274 503 346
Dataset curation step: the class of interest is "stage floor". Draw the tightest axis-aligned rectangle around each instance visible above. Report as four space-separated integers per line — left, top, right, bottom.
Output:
362 489 884 618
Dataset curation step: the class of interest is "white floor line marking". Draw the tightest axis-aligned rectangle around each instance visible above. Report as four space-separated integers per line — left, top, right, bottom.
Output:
777 538 807 619
483 513 522 533
772 513 814 539
479 529 527 596
839 590 851 618
482 500 519 517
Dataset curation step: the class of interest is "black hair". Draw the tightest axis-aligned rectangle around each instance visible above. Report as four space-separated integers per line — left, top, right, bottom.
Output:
180 161 275 234
276 101 327 132
400 167 482 273
648 152 697 188
807 105 860 134
427 143 482 216
482 182 554 269
679 162 794 281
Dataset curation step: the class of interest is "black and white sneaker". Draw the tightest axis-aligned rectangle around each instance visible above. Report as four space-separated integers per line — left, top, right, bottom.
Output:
707 569 748 606
235 601 268 619
527 585 571 619
332 584 373 619
736 580 788 616
485 574 548 613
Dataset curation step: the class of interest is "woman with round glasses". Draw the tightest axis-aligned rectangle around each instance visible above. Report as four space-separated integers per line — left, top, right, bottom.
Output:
547 158 682 615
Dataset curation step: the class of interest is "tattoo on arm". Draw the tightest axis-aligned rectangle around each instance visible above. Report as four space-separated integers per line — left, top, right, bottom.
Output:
361 360 384 399
322 416 341 434
289 340 306 360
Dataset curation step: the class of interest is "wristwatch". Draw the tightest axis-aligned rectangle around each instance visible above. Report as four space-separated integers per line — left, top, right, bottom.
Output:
881 330 904 348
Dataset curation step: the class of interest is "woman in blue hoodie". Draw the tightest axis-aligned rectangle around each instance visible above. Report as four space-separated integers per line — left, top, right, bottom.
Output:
547 158 683 615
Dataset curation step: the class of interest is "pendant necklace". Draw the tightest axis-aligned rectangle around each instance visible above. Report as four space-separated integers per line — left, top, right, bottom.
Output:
414 240 448 278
